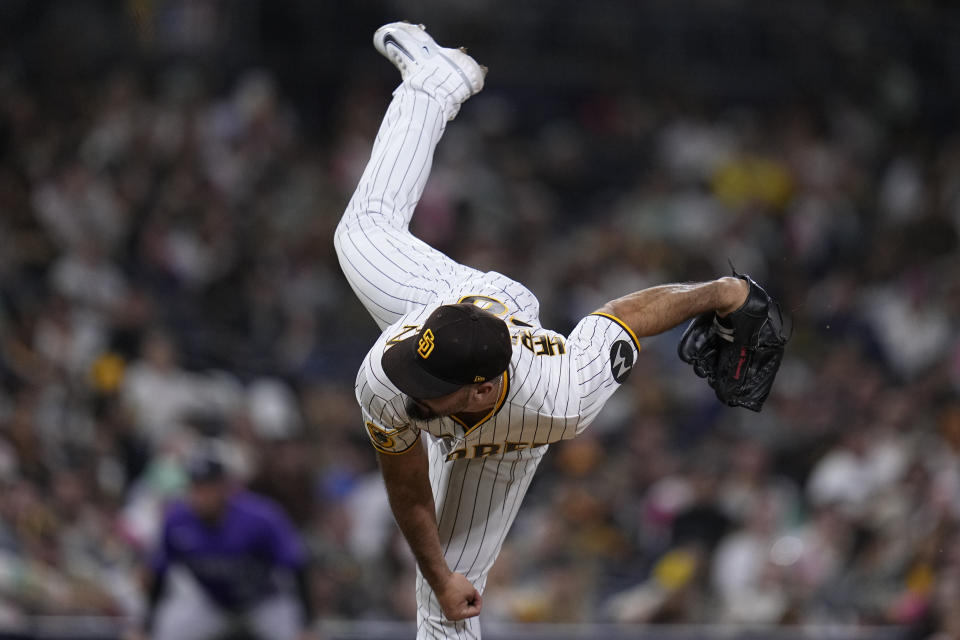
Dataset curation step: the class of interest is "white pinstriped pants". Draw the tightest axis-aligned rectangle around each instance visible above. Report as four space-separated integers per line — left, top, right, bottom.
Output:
334 83 478 332
334 84 548 639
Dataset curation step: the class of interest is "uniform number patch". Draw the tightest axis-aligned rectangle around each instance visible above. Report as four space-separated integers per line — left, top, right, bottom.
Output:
610 340 634 384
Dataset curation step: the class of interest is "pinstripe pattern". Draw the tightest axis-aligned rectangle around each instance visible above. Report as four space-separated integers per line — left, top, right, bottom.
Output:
336 85 639 639
335 84 488 331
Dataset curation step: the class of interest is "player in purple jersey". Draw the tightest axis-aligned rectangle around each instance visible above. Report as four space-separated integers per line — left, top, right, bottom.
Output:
126 448 317 640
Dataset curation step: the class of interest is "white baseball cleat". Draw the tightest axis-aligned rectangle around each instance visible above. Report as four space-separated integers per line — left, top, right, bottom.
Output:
374 22 485 116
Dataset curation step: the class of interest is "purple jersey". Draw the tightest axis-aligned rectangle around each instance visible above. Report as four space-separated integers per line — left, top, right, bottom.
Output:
152 490 305 610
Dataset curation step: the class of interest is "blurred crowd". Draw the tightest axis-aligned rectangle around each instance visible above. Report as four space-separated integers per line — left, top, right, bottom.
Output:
1 2 960 639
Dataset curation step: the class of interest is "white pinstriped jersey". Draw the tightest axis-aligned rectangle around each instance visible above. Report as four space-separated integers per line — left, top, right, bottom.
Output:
357 275 641 461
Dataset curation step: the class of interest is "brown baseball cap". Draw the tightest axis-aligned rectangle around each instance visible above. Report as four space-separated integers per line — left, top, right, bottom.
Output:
381 303 512 399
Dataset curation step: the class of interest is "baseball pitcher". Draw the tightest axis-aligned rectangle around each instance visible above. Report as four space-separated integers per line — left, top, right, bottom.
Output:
335 22 786 639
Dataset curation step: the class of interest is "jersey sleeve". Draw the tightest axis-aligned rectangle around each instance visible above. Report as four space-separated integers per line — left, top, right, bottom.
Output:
356 348 422 455
566 312 642 435
149 516 172 574
261 502 306 569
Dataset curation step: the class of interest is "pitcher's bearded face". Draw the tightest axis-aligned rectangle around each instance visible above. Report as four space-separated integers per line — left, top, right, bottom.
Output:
405 396 438 421
404 387 473 421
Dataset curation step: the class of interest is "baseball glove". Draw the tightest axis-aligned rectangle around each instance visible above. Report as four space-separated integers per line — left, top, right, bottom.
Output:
678 273 788 412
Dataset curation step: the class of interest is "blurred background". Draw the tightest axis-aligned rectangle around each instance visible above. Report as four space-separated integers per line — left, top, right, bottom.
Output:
1 1 959 639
